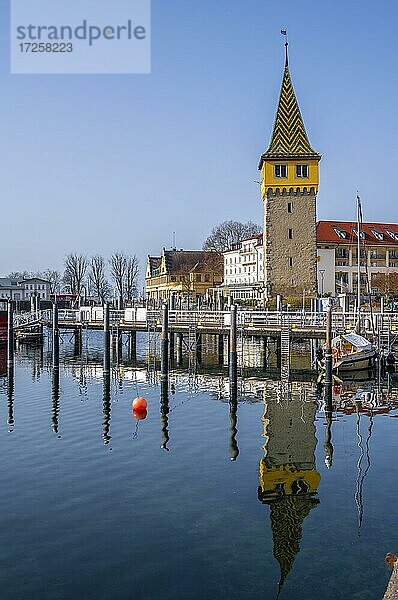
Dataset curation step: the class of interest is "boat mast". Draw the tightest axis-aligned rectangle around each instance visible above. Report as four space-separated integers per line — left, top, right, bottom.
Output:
357 194 362 319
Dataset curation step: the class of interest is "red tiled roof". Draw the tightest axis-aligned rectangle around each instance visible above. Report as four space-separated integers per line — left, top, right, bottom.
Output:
317 221 398 246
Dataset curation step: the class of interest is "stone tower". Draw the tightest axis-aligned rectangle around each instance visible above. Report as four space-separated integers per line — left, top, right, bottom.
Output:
258 45 321 300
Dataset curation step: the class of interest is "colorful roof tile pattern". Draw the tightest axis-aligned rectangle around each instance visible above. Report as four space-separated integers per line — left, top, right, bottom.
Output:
263 63 319 159
317 221 398 246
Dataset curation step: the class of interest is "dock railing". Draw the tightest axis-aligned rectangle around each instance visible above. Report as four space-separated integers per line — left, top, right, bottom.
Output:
12 307 398 338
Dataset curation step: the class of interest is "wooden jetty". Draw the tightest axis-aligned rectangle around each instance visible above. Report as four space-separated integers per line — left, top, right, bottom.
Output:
12 306 398 342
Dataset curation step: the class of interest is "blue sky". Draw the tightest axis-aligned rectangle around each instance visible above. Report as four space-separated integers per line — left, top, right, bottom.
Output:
1 0 398 276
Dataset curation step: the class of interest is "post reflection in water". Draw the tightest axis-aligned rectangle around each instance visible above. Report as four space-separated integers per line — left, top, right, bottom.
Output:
7 367 14 430
0 347 6 377
258 385 320 597
160 378 170 451
229 385 239 461
51 368 60 434
102 370 111 446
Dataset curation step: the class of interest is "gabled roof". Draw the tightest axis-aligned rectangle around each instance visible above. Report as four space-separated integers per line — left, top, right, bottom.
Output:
164 250 223 275
260 57 319 165
317 221 398 246
148 256 161 269
21 278 50 284
147 250 223 277
0 278 21 288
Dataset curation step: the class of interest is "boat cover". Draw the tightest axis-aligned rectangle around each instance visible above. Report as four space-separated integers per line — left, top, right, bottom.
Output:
341 333 372 352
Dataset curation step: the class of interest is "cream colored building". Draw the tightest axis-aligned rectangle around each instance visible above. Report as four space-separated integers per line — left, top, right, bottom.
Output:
146 248 223 304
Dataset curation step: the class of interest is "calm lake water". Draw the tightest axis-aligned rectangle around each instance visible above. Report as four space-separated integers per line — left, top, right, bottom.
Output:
0 333 397 600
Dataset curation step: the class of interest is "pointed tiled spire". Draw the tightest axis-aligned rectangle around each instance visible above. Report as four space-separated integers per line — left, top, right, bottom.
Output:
264 55 319 159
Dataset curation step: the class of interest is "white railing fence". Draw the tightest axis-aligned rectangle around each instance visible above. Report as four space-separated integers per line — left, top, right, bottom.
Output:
13 307 398 335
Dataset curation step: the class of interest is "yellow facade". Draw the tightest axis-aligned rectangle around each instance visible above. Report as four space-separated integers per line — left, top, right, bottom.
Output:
261 158 319 197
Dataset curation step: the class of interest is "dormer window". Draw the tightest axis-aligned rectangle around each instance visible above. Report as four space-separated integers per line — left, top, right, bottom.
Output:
296 164 308 178
274 164 287 178
370 228 384 241
352 227 365 240
333 226 347 240
386 229 398 242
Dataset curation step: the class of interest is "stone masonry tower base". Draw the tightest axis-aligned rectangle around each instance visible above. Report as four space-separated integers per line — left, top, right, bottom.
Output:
264 188 317 298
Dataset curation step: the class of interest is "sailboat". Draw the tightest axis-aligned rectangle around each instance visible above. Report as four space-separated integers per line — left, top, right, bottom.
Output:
332 195 377 372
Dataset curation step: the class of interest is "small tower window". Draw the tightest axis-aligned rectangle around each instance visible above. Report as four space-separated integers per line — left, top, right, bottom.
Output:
287 202 293 213
288 228 293 239
296 164 309 178
289 257 293 267
274 164 287 178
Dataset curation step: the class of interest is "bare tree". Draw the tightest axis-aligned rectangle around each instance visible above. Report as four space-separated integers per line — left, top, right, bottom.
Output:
124 255 140 304
43 269 62 294
372 272 398 298
109 252 128 308
89 255 110 304
7 270 33 279
203 220 261 252
63 254 88 300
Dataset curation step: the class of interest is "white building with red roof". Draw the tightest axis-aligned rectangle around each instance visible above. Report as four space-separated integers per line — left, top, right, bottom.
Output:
316 221 398 296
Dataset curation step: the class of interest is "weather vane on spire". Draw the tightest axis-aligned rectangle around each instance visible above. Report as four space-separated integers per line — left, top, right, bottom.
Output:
281 29 288 65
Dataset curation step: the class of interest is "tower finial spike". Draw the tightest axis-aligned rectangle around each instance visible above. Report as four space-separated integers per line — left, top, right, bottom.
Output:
281 29 288 66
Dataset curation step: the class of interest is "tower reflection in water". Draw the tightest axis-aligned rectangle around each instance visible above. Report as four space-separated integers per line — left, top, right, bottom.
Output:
258 384 320 597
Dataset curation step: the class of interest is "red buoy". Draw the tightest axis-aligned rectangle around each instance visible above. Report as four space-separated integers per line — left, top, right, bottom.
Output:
133 409 147 421
133 397 148 411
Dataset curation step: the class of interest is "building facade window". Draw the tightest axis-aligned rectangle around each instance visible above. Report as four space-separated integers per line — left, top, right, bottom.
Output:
296 164 308 178
288 228 293 239
274 164 287 178
289 257 293 267
288 202 293 213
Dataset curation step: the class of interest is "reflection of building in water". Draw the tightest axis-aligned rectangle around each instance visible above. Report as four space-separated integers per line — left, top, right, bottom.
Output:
258 385 320 595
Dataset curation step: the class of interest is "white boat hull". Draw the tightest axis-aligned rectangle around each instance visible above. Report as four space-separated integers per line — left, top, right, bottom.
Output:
334 350 377 372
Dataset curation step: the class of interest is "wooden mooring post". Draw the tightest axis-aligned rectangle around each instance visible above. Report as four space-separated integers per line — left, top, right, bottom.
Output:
169 294 175 360
324 307 333 411
161 303 169 381
103 303 110 373
52 303 59 370
229 304 237 392
7 300 14 369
